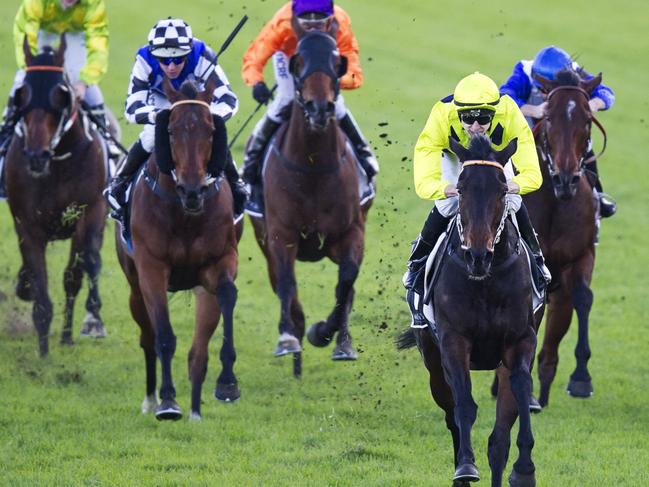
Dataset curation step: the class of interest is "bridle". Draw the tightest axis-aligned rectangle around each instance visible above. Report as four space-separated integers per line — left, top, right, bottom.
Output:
17 65 83 161
533 85 608 181
455 160 511 253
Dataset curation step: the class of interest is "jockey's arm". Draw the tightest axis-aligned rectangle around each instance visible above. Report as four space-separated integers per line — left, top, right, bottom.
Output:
124 52 156 125
200 58 239 121
13 0 42 68
79 0 109 86
335 8 363 90
503 96 542 195
414 102 451 201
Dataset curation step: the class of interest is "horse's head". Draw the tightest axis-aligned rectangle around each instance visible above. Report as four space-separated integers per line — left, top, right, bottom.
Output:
289 31 347 131
16 36 76 176
534 69 601 200
155 77 227 214
449 134 518 279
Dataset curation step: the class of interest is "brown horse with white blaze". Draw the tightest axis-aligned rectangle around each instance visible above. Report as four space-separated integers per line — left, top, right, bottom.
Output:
5 38 108 356
249 31 372 376
116 77 240 420
525 69 605 407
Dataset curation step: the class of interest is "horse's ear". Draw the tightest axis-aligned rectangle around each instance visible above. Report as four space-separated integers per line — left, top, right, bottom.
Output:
199 76 218 104
448 136 470 162
533 73 554 94
154 110 174 174
207 115 228 176
162 77 181 103
23 36 34 66
581 72 602 96
337 55 348 78
54 34 66 66
494 137 518 165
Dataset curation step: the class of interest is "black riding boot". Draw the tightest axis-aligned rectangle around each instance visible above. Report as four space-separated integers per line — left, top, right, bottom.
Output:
242 115 280 216
0 98 19 198
516 204 552 290
224 152 248 217
87 104 122 160
339 112 379 180
106 140 150 219
585 156 616 218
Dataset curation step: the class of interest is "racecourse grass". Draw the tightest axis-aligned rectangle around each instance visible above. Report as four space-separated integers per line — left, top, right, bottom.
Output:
1 0 649 485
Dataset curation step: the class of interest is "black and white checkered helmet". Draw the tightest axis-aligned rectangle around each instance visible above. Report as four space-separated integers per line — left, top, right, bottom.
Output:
148 17 193 57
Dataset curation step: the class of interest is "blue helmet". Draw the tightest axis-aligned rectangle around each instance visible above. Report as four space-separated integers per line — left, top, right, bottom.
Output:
531 46 572 84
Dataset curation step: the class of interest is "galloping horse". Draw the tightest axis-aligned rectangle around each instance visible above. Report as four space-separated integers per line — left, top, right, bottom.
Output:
5 39 108 356
250 31 372 377
116 77 240 420
525 70 605 407
399 135 541 487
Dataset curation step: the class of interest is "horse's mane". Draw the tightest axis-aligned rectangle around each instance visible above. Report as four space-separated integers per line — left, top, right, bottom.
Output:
466 134 494 160
32 47 57 66
178 80 200 99
555 69 580 87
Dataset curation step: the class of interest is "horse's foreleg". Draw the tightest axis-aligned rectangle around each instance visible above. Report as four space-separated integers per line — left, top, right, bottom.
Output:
129 286 158 414
567 254 595 398
267 237 301 356
438 332 479 484
137 259 179 420
417 329 462 476
17 234 51 356
537 284 572 408
79 203 107 338
61 237 84 346
488 366 517 487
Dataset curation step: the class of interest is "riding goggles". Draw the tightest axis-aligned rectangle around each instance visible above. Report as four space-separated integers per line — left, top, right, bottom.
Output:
157 55 188 66
296 14 333 31
458 109 495 126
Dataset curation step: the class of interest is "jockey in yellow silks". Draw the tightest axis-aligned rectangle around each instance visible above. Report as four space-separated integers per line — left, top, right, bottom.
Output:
405 72 549 328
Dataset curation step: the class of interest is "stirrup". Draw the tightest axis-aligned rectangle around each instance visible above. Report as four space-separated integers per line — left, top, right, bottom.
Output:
598 192 617 218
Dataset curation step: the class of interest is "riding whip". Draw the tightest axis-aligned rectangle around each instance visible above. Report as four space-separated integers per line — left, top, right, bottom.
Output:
79 101 129 155
197 15 249 81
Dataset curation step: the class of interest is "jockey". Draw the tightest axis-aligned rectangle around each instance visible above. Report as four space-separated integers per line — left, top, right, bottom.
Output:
240 0 378 216
106 17 247 220
500 45 616 217
405 72 551 327
0 0 113 197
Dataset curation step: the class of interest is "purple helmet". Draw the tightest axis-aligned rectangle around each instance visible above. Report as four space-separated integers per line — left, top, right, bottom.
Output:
292 0 334 17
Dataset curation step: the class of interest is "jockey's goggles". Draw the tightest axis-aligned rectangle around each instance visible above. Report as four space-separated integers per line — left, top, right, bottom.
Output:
296 13 333 30
157 55 188 66
458 109 495 126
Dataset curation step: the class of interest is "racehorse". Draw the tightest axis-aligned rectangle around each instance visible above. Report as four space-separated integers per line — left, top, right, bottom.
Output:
5 38 108 356
249 31 372 377
398 134 541 487
116 77 240 420
524 69 605 407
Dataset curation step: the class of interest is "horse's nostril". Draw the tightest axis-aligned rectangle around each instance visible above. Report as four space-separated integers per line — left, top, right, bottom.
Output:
176 185 187 196
199 185 208 195
571 174 581 186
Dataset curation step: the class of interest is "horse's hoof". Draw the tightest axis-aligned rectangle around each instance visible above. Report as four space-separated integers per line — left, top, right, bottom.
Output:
566 378 593 398
306 321 333 348
509 470 536 487
60 334 74 347
273 333 301 356
15 279 33 302
79 313 106 338
332 342 358 361
189 411 202 421
453 463 480 482
155 399 182 421
141 394 159 414
452 480 471 487
215 382 241 402
529 395 542 414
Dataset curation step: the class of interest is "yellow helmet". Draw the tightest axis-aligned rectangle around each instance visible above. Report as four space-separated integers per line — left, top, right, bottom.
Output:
453 72 500 111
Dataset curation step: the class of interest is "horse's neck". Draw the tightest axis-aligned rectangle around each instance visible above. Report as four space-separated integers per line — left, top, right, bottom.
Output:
282 103 341 160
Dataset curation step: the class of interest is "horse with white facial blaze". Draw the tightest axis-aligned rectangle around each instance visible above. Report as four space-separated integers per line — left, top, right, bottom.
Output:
398 134 543 487
116 77 241 421
526 69 604 406
249 31 371 377
5 38 108 356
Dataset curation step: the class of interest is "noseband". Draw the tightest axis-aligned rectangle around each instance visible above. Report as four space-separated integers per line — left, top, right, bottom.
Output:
17 65 83 160
456 160 510 252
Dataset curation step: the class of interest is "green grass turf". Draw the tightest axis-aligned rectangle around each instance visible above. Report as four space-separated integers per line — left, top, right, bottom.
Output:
0 0 648 485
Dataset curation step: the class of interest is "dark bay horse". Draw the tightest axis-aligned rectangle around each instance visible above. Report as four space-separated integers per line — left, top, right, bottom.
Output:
5 39 108 356
524 70 605 407
249 31 371 377
116 77 240 421
399 135 541 487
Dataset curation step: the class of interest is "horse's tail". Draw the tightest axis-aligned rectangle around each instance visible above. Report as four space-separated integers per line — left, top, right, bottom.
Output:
395 327 417 350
